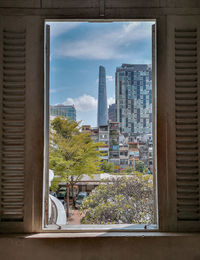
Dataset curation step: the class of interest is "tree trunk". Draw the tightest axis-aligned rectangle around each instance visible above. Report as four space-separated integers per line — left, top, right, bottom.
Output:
71 183 76 208
65 183 70 218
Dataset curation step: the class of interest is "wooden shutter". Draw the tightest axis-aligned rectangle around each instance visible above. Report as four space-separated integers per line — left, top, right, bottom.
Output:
0 16 44 233
166 16 200 231
1 28 26 222
0 17 26 232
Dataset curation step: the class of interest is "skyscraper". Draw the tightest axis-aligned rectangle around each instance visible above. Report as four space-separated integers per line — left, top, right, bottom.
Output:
97 66 108 126
108 103 117 122
50 104 76 121
115 64 152 135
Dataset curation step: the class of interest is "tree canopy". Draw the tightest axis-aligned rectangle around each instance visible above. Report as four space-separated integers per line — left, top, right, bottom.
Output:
100 160 114 173
49 117 103 191
135 160 148 174
80 173 154 224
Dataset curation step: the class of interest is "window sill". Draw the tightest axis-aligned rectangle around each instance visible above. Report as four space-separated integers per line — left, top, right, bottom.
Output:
1 231 200 239
25 232 200 238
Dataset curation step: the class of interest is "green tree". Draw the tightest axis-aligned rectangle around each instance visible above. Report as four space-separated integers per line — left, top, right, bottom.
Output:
80 173 154 224
49 117 103 215
121 167 134 174
135 160 148 174
100 160 114 173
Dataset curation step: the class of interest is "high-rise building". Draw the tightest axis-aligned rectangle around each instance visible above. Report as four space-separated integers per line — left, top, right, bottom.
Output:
50 104 76 121
97 66 108 127
115 64 152 135
108 103 117 122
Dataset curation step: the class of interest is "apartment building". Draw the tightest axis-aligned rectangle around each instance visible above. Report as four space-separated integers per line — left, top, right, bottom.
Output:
116 64 152 135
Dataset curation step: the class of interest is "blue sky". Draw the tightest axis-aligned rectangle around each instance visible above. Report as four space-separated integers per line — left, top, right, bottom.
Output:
48 21 154 127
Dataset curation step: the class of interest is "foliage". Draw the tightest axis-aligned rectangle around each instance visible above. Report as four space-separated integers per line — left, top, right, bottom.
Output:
49 117 103 191
100 160 114 173
135 160 148 174
80 173 154 224
121 167 134 174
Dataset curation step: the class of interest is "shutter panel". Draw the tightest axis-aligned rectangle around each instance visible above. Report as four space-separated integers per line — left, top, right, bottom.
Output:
175 28 199 222
0 16 44 233
0 18 26 232
1 29 26 222
167 16 200 231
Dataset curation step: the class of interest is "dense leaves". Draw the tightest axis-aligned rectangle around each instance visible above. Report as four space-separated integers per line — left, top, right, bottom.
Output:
135 160 148 173
49 117 103 191
81 173 154 224
100 160 114 173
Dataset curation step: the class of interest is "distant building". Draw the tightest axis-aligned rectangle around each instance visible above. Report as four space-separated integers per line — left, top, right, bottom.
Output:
81 125 99 143
128 142 139 168
115 64 152 135
99 125 109 160
108 122 120 170
50 104 76 121
97 66 108 127
108 103 117 122
81 125 91 133
90 127 99 143
119 144 129 169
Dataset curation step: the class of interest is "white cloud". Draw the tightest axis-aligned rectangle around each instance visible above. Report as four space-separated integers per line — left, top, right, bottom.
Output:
108 97 115 106
47 22 81 38
50 89 57 93
57 22 154 60
63 94 97 111
106 75 114 82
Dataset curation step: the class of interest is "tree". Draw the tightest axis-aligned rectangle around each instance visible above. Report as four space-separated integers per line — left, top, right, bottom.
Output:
121 167 134 174
135 160 148 174
80 173 154 224
100 160 114 173
49 117 103 215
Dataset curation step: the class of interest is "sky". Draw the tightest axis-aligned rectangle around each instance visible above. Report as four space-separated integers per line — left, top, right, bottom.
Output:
47 21 154 127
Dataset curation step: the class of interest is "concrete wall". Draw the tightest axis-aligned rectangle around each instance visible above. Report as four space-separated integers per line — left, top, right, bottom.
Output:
1 233 200 260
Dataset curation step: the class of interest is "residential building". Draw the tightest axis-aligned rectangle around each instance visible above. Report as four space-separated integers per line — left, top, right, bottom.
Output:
115 64 152 135
81 125 99 143
81 125 91 133
98 125 109 160
128 142 140 168
108 122 120 170
97 66 108 126
90 127 99 143
50 104 76 121
119 144 129 169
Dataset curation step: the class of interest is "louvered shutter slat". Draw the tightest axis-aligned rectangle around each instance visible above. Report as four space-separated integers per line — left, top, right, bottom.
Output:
175 27 200 223
0 30 25 222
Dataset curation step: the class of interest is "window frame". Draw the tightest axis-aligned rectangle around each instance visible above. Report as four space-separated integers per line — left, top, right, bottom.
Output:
43 18 159 232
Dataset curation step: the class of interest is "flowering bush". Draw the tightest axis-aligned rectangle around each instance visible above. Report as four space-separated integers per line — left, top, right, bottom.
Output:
80 173 154 224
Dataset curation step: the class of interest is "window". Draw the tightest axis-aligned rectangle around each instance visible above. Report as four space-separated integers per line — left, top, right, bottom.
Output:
44 20 157 229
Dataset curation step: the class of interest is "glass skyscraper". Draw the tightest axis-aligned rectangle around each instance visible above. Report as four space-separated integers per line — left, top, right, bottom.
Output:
50 105 76 121
97 66 108 126
115 64 152 135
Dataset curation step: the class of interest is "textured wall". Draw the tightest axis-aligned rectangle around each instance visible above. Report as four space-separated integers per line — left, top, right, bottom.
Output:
1 234 200 260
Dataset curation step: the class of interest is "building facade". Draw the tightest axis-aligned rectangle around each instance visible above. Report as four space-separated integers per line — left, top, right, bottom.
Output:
97 66 108 127
108 122 120 170
108 103 117 122
50 104 76 121
115 64 152 135
98 125 109 160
